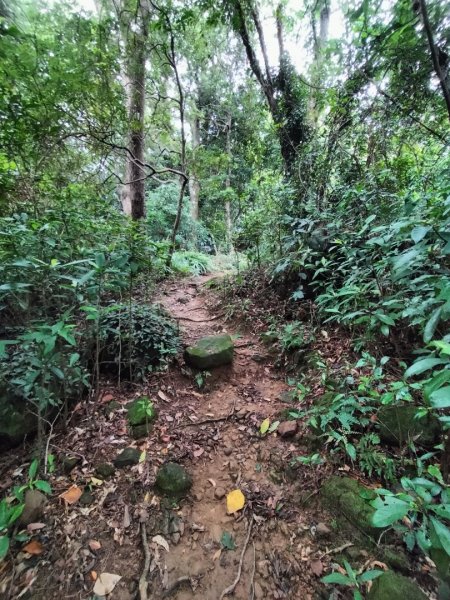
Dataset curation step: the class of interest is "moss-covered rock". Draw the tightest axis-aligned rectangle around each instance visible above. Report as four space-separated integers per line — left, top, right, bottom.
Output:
155 462 192 496
0 395 36 450
377 404 441 447
321 476 377 536
95 463 115 479
126 396 157 426
367 571 427 600
113 447 141 468
184 334 233 369
379 547 411 573
62 456 81 474
131 423 152 439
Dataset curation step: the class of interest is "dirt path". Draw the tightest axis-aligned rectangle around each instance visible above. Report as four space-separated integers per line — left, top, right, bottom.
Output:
2 274 324 600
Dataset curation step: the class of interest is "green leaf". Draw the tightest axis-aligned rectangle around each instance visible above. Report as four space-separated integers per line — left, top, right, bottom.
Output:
430 517 450 556
405 358 447 378
424 307 443 343
0 536 9 561
431 504 450 520
411 226 430 244
430 387 450 409
268 420 280 433
371 497 410 527
359 569 384 582
260 418 270 435
220 531 236 550
34 480 52 495
321 572 352 585
28 459 38 481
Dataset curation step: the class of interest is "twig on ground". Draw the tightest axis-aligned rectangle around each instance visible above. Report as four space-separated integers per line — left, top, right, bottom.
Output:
249 541 256 600
139 523 151 600
219 516 253 599
178 399 237 428
163 575 192 597
319 541 353 559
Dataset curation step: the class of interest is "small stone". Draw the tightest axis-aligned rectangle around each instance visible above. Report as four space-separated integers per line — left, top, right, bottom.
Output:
315 522 331 537
172 532 181 544
215 487 226 500
131 423 152 439
192 532 199 541
155 462 192 496
62 456 81 474
114 447 141 468
277 421 298 438
224 448 233 456
194 493 203 502
95 463 115 479
19 489 46 525
80 490 95 506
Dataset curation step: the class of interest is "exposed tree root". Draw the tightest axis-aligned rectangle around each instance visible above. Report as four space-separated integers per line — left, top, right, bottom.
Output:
219 516 253 599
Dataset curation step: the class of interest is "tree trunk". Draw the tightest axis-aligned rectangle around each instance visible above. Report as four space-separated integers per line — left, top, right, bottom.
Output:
308 0 329 124
119 1 149 220
189 115 200 222
225 114 234 253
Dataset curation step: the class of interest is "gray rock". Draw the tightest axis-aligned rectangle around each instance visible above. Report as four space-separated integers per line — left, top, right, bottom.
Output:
114 447 141 468
155 462 192 496
278 421 298 437
19 489 46 525
184 334 234 369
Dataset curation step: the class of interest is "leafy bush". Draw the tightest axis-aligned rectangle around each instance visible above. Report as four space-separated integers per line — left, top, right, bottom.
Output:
170 251 212 276
98 303 180 380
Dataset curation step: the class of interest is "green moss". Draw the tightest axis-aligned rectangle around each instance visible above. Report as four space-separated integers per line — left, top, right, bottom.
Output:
184 334 234 369
367 571 427 600
155 462 192 496
321 476 378 537
126 396 157 426
0 396 36 450
377 404 441 447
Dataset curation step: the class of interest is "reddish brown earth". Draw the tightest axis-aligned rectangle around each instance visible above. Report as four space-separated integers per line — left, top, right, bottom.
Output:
0 274 334 600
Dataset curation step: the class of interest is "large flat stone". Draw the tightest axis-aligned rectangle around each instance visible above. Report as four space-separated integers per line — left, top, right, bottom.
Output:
184 334 234 369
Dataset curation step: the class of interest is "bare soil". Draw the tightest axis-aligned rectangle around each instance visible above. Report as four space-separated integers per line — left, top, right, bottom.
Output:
0 274 335 600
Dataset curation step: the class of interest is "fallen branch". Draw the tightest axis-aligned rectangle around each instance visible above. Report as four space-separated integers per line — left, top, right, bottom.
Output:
319 541 353 559
139 523 151 600
179 398 237 428
163 575 191 597
219 516 253 599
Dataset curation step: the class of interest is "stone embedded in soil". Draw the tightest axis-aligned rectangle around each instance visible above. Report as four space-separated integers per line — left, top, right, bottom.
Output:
0 395 37 450
114 447 141 468
277 421 298 438
321 476 378 537
380 546 411 573
367 571 427 600
315 522 332 538
95 463 115 479
19 489 46 526
62 456 81 473
131 423 152 439
224 447 233 456
155 462 192 496
214 487 226 500
184 334 234 369
126 396 157 426
377 404 440 447
80 489 95 505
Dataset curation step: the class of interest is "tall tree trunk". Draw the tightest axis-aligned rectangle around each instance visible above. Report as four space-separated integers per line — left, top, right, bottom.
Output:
308 0 329 124
225 114 233 253
119 0 149 220
189 115 200 222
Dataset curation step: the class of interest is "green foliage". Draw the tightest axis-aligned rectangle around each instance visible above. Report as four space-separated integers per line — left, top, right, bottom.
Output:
322 559 383 600
98 303 180 380
170 251 212 276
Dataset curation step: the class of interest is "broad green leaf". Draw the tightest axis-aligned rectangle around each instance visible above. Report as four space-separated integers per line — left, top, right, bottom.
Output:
405 358 447 378
424 307 443 343
431 504 450 520
220 531 236 550
260 418 270 435
411 226 430 244
430 387 450 409
321 572 352 585
372 497 410 527
430 517 450 556
28 459 38 481
359 569 384 582
34 480 52 495
0 536 9 561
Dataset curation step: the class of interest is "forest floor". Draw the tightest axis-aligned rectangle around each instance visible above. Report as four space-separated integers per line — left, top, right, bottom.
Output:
1 273 358 600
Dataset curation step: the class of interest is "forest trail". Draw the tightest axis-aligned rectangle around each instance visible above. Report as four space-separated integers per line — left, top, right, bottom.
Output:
4 274 325 600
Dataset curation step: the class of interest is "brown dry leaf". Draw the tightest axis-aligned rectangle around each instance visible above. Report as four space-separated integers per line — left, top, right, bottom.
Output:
93 573 122 596
59 484 82 505
152 535 170 552
310 560 323 577
226 489 245 514
193 448 204 458
212 548 222 561
23 539 44 555
101 393 114 404
158 390 170 402
27 523 46 533
90 570 98 581
88 540 101 552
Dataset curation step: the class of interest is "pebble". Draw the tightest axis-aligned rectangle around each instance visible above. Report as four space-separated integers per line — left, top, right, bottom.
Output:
224 448 233 456
277 421 298 438
316 522 331 537
215 487 226 500
192 532 199 541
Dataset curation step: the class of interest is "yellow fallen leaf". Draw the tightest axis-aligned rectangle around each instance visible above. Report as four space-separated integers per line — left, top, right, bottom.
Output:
226 489 245 514
90 477 103 487
59 484 82 505
260 418 270 435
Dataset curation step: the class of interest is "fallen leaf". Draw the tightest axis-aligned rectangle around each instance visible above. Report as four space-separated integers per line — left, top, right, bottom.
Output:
220 531 236 550
59 484 82 505
123 505 131 529
165 415 174 422
260 418 270 435
101 393 114 404
310 560 323 577
139 450 146 463
208 478 216 488
158 390 170 402
226 489 245 514
152 535 170 552
93 573 122 596
193 448 204 458
27 523 46 533
89 540 101 552
90 571 97 581
90 477 103 487
212 548 222 561
23 539 43 555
